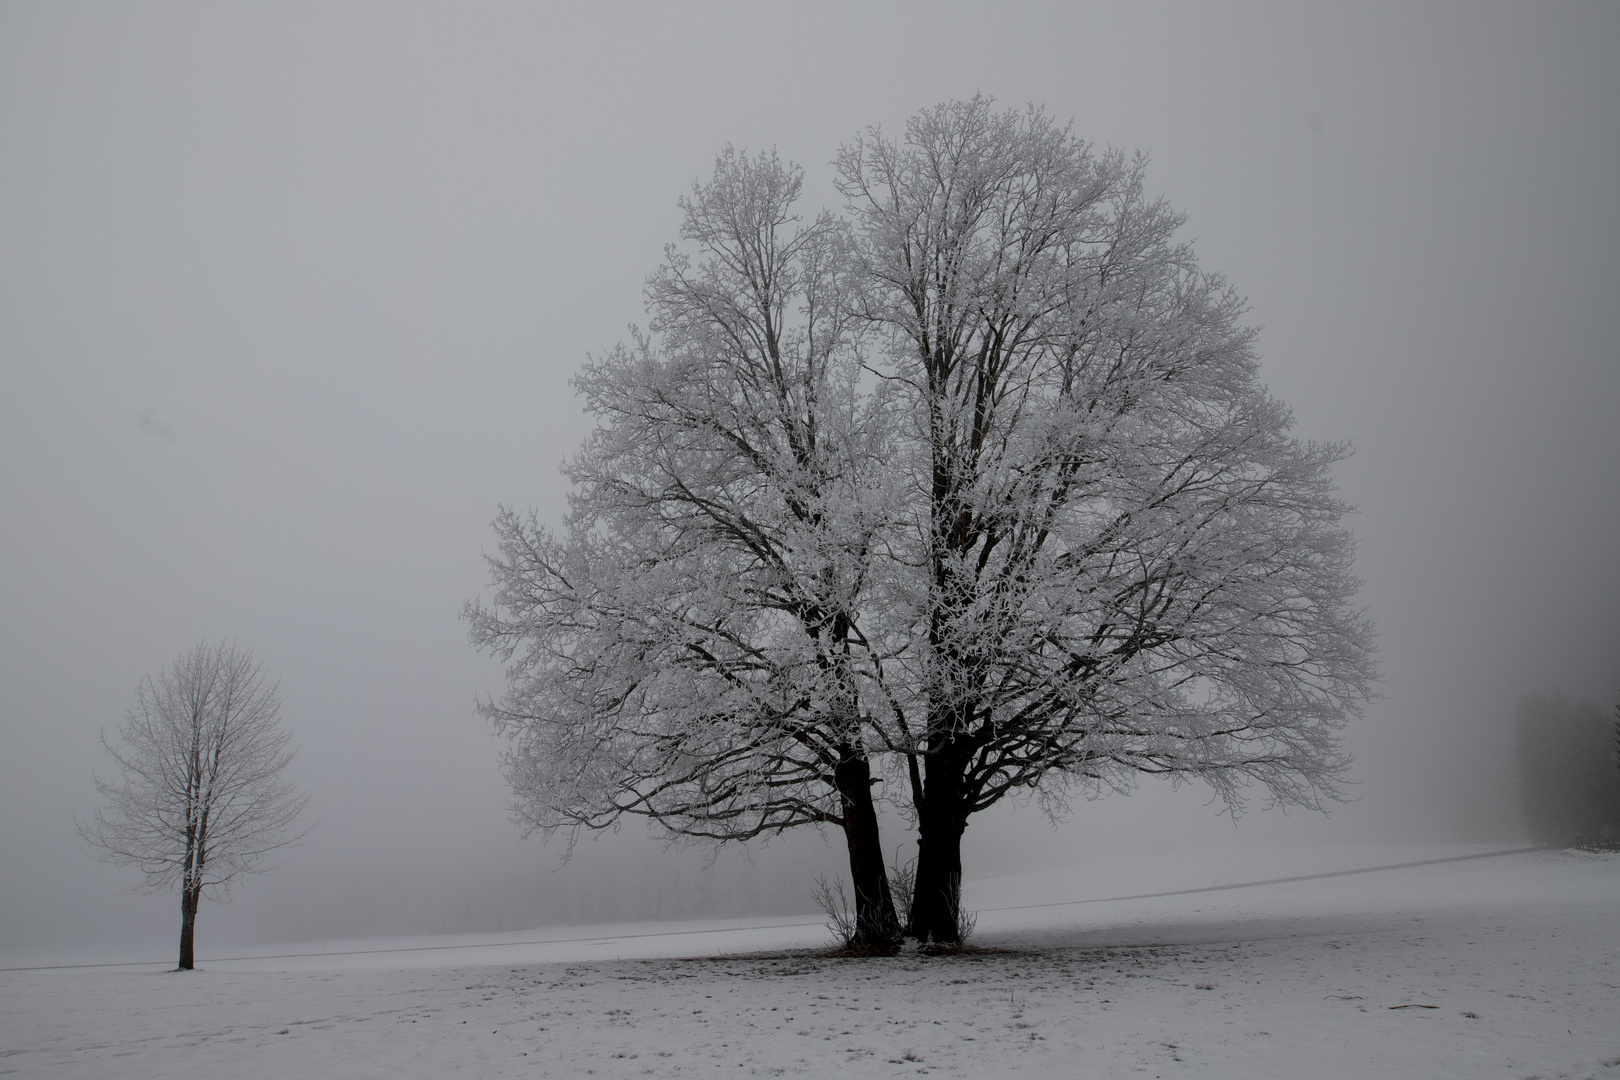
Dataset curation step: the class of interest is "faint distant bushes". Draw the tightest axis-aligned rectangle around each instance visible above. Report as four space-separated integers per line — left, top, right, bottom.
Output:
1515 693 1620 845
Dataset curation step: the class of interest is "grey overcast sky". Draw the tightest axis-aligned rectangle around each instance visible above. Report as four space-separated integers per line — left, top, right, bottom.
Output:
3 1 1616 959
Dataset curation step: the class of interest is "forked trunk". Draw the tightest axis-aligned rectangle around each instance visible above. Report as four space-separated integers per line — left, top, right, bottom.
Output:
834 752 902 950
177 886 200 971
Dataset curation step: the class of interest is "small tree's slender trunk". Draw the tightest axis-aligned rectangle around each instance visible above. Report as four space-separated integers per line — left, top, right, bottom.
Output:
834 751 902 949
906 740 969 944
177 886 200 970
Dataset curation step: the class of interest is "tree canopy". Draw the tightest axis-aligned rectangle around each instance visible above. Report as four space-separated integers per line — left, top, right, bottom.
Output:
834 99 1375 939
467 148 906 944
469 97 1376 946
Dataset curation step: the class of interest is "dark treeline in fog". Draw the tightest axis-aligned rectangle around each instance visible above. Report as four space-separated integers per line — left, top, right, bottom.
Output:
466 98 1375 950
1515 692 1620 845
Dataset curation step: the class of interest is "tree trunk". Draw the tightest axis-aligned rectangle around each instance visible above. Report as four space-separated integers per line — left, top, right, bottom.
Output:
834 751 902 950
906 740 969 944
908 812 967 944
177 886 200 971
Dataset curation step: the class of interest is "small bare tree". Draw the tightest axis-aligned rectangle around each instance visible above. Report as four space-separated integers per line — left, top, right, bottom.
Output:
78 642 309 970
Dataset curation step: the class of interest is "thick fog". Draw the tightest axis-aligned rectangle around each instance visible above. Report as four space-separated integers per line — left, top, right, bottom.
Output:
3 2 1616 961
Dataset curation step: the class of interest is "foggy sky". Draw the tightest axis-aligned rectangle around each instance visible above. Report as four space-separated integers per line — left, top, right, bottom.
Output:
3 1 1616 960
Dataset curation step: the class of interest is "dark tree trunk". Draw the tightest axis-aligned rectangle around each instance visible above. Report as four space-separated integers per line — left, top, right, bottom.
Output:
177 886 200 970
834 752 902 950
906 741 969 944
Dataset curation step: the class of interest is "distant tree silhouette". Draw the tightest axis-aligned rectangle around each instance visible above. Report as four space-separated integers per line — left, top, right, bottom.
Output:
79 642 309 969
1514 692 1620 844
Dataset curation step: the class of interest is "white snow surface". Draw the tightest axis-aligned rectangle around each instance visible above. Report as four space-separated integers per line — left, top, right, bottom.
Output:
4 845 1616 1078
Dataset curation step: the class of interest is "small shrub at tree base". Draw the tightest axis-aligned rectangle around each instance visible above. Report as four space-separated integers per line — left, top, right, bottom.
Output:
812 875 858 950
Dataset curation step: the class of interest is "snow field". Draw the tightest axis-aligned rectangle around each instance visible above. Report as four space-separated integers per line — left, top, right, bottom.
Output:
2 848 1616 1078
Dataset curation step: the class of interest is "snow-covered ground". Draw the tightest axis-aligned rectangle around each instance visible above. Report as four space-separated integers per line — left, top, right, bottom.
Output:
3 845 1616 1078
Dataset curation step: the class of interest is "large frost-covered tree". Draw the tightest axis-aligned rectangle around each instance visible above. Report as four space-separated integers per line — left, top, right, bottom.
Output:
472 100 1375 949
837 99 1376 942
79 642 309 969
466 150 906 946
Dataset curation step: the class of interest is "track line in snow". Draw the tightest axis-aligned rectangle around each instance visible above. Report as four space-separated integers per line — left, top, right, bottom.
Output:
973 845 1545 915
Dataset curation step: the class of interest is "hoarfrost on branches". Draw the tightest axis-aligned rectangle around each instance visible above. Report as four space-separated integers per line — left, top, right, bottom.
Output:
470 98 1376 947
467 149 906 946
834 98 1375 941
